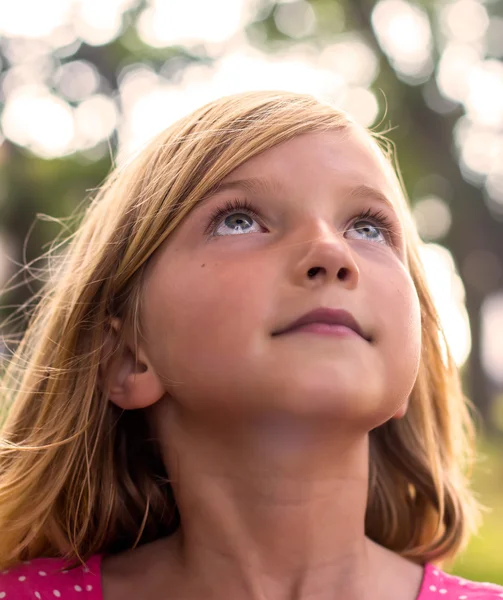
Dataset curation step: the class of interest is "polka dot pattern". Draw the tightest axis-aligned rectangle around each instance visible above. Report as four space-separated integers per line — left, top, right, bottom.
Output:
0 554 103 599
0 554 502 598
418 563 503 598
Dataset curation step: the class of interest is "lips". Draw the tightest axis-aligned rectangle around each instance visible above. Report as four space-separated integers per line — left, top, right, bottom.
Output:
272 307 370 341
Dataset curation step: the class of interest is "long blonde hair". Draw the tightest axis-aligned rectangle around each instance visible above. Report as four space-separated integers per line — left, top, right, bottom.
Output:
0 90 480 571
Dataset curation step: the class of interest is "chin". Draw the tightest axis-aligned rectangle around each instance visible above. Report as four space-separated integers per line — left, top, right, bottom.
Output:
252 378 385 423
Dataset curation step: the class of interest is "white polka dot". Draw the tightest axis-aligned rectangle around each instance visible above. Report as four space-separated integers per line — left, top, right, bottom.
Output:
429 585 437 592
82 567 89 573
62 570 68 574
53 591 61 598
0 592 6 598
38 571 46 576
459 596 467 599
86 584 93 591
74 585 82 592
22 561 31 565
35 593 41 599
433 570 439 576
439 590 447 595
18 575 26 581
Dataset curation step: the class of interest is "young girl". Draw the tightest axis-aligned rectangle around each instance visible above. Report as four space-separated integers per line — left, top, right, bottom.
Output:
0 90 501 600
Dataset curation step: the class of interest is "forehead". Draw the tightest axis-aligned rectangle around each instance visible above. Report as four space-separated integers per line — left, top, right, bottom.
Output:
222 128 400 202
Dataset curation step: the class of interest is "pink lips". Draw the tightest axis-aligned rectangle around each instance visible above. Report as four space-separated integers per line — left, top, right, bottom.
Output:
272 308 369 341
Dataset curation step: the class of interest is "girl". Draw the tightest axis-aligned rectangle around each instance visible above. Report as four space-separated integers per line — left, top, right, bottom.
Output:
0 90 501 600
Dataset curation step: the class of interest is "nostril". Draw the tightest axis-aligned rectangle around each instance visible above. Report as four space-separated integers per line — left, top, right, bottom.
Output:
337 267 350 280
307 267 323 278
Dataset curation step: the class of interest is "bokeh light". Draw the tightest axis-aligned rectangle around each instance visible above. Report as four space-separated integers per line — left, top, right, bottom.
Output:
118 48 354 158
337 87 379 128
274 0 316 39
420 243 471 367
413 195 452 241
75 0 134 46
137 0 246 47
439 0 489 44
465 60 503 129
482 292 503 386
55 60 101 102
454 117 503 183
74 94 118 149
0 0 70 38
320 37 379 87
371 0 433 80
1 85 74 157
437 42 482 103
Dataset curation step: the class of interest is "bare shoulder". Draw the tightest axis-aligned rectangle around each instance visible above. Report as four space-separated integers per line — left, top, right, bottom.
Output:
101 538 183 600
367 540 425 600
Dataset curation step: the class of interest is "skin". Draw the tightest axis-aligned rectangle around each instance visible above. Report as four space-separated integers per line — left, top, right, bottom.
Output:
101 128 424 600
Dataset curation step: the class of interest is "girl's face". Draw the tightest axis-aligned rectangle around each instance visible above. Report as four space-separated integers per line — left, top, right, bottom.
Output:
141 129 422 430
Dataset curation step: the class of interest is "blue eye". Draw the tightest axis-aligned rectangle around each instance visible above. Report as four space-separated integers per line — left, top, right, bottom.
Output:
205 198 263 236
346 208 394 245
205 199 396 245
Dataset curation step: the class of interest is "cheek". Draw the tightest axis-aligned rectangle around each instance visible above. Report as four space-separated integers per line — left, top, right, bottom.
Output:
377 267 422 380
142 257 272 378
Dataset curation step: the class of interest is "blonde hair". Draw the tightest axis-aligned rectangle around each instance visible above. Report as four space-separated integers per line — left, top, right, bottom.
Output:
0 90 480 571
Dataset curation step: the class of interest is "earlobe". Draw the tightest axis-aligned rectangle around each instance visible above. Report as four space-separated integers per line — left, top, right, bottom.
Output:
108 368 166 410
391 399 409 419
99 318 166 410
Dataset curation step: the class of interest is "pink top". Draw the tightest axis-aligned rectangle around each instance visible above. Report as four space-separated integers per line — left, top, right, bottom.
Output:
1 554 502 599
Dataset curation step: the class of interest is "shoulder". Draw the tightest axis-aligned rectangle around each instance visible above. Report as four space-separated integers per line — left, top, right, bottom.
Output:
420 563 503 598
0 554 103 599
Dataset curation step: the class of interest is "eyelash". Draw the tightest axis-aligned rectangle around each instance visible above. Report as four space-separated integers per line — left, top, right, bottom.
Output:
205 197 398 244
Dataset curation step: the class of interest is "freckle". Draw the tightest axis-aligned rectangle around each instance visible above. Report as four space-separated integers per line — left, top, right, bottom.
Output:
201 263 205 267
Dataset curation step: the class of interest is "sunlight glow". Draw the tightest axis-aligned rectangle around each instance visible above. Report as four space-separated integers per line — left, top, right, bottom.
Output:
75 0 132 46
465 60 503 128
118 49 352 158
56 60 101 102
455 118 503 178
440 0 489 44
338 87 379 128
274 0 316 39
74 94 118 149
1 85 74 157
413 195 452 241
1 63 53 97
320 37 379 87
420 244 471 367
0 0 70 38
482 293 503 386
437 42 482 103
486 170 503 216
371 0 432 78
137 0 245 47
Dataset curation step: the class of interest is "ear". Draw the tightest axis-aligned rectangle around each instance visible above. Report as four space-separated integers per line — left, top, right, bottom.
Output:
99 317 166 410
390 397 409 420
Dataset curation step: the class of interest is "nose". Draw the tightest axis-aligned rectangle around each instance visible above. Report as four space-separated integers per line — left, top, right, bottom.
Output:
290 222 360 289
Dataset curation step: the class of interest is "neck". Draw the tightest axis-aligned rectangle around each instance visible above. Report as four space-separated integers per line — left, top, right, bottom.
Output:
156 403 375 600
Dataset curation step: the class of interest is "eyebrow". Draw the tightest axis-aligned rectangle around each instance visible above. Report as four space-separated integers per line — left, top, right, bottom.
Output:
203 177 396 212
203 176 288 200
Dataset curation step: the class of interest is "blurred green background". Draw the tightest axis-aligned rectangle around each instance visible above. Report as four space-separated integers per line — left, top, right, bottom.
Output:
0 0 502 583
